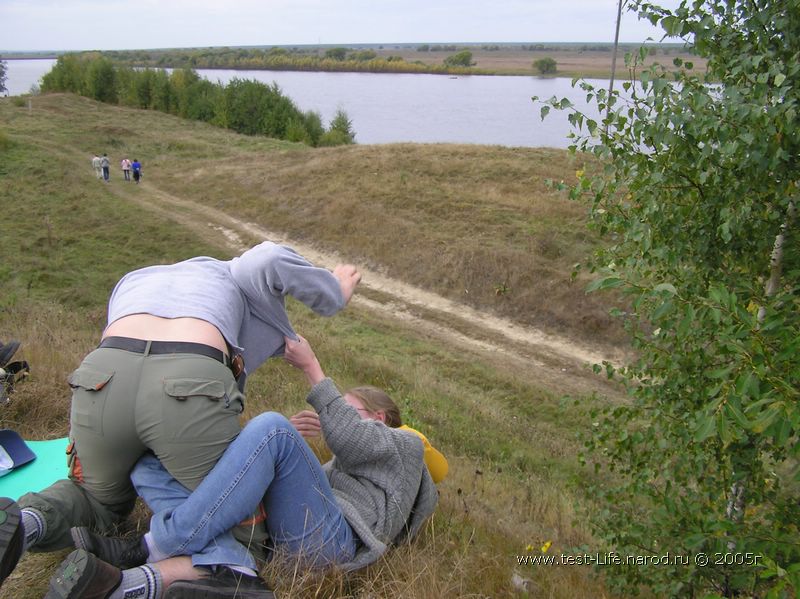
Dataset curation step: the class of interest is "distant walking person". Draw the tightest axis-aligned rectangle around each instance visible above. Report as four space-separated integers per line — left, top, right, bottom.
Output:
91 154 102 180
100 153 110 182
131 159 142 184
121 158 132 181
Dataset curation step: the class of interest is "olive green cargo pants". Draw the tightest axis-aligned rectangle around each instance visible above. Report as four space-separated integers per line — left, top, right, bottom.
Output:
20 345 244 550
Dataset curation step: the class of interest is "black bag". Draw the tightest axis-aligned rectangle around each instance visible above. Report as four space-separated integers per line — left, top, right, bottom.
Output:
0 340 30 404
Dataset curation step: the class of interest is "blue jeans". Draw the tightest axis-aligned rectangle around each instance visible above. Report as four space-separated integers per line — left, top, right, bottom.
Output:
131 412 357 570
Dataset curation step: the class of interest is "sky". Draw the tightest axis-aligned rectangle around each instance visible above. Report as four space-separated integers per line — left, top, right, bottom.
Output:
0 0 681 53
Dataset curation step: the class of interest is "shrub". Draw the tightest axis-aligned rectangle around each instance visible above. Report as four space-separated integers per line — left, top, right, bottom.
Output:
327 109 355 144
444 51 474 68
533 57 557 74
324 47 348 61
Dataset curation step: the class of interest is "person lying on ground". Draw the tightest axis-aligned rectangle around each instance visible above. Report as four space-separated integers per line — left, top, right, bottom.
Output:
45 335 448 599
0 242 361 591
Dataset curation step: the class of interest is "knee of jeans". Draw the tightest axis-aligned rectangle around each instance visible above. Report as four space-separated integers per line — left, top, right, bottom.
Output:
246 411 292 435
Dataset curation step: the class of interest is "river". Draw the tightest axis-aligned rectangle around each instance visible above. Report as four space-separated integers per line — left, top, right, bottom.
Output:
4 58 605 149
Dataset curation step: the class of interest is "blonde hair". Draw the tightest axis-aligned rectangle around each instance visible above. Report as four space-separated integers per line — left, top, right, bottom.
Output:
346 386 402 428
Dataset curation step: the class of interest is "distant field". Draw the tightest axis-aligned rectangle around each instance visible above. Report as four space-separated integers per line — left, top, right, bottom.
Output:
65 42 707 80
375 46 707 78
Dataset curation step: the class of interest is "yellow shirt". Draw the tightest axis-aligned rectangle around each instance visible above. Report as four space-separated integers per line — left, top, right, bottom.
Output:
399 425 449 484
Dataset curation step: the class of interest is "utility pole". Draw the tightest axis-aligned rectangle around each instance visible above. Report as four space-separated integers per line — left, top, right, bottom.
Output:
607 0 626 131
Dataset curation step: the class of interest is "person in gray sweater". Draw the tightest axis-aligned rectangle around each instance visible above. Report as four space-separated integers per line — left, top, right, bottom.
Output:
44 336 442 599
0 242 361 595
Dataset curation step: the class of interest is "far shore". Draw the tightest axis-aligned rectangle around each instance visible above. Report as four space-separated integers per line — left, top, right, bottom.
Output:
2 44 706 81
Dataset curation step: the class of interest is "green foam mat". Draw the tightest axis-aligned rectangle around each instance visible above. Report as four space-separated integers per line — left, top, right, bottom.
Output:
0 437 70 500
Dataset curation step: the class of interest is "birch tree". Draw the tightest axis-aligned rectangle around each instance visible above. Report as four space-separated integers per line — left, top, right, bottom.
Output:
538 1 799 595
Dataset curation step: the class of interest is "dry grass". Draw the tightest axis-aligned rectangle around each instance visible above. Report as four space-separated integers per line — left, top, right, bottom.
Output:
0 300 617 599
156 142 627 352
7 93 629 353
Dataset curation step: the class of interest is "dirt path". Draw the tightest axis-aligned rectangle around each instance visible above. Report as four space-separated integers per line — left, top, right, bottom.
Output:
114 180 626 395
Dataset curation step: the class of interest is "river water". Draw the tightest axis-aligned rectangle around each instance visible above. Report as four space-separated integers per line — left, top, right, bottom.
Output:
4 58 605 148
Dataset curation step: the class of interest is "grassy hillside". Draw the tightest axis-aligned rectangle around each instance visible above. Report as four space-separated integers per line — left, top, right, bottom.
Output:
4 94 624 351
0 94 628 598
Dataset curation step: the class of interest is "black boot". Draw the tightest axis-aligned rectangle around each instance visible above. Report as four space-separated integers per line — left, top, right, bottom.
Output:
0 498 22 588
45 549 122 599
71 527 149 568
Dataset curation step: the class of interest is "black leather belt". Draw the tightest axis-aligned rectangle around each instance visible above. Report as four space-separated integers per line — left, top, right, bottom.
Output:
99 336 231 367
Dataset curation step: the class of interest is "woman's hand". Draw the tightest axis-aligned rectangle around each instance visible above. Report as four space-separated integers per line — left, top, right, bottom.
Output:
284 335 325 386
289 409 322 438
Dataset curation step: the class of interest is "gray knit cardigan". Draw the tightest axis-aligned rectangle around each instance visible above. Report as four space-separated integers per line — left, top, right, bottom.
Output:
306 378 439 571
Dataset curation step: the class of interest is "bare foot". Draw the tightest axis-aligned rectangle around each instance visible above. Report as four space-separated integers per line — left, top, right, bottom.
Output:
333 264 361 304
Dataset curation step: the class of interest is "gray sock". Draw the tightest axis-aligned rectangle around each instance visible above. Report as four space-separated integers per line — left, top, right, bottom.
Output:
143 531 168 562
109 564 162 599
20 508 45 552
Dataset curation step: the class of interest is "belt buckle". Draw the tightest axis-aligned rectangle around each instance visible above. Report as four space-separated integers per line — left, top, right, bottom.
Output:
231 354 245 381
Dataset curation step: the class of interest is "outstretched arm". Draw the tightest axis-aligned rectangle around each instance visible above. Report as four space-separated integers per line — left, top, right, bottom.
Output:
283 335 325 387
284 336 401 466
230 242 361 316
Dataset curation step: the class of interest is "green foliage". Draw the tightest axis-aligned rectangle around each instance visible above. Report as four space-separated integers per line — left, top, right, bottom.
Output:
86 57 117 103
324 47 348 61
301 110 325 146
533 57 557 75
42 55 86 96
180 79 219 122
38 55 355 147
348 49 377 62
220 79 299 138
319 109 355 146
537 0 800 596
444 50 475 68
93 46 478 76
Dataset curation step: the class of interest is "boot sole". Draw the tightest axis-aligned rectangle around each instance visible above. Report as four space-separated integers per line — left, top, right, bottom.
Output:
0 497 22 588
45 549 117 599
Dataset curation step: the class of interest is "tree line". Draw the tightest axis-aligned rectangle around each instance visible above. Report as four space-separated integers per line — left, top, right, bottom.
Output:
100 47 478 76
40 54 355 147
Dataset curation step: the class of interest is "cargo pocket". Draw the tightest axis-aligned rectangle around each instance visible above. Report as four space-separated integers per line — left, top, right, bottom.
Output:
68 366 114 434
163 379 227 402
163 378 241 443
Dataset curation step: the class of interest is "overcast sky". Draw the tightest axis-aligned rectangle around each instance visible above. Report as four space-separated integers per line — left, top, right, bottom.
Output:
0 0 681 53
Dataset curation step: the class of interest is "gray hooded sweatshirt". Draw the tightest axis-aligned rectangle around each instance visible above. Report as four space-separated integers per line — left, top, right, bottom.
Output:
307 378 439 571
106 241 344 389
